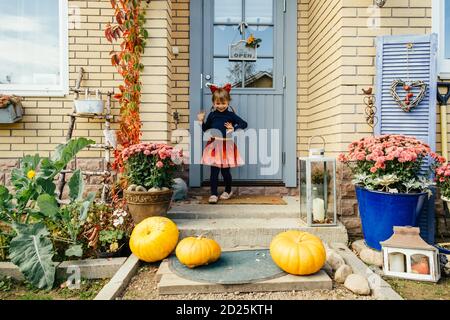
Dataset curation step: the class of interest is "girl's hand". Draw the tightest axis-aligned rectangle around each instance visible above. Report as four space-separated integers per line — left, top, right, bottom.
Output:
197 111 206 122
225 122 234 133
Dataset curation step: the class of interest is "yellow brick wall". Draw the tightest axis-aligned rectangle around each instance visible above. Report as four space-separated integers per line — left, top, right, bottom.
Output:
299 0 346 156
0 0 173 160
1 0 447 170
340 0 432 152
170 0 190 154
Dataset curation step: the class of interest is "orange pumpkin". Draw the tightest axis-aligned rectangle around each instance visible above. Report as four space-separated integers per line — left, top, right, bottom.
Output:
129 217 179 263
270 230 326 275
176 236 221 268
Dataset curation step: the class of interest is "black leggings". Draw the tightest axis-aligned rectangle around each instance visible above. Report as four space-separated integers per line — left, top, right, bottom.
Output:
210 167 232 196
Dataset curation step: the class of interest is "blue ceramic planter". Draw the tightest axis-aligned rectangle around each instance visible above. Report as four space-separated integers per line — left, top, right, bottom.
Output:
355 186 427 251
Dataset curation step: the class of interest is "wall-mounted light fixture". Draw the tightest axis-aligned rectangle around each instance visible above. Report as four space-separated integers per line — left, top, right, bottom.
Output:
375 0 387 7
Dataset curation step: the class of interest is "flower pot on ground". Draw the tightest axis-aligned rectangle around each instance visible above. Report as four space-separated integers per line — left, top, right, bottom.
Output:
124 188 173 223
339 134 446 251
120 143 184 224
355 186 427 250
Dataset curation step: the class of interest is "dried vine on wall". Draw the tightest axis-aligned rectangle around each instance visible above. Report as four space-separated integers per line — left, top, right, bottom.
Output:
105 0 149 174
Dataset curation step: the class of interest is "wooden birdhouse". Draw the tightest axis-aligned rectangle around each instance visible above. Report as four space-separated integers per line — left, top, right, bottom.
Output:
381 226 441 282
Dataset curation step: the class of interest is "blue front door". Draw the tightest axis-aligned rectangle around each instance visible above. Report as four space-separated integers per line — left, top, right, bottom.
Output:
201 0 285 184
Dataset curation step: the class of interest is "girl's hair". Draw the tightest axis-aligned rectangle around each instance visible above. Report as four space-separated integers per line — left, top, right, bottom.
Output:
212 88 231 104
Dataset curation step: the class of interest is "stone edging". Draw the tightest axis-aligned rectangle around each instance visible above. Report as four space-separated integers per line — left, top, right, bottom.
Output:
94 254 141 300
330 243 403 300
0 257 127 282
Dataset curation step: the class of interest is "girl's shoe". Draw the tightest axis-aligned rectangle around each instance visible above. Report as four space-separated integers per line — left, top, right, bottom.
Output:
220 191 233 200
208 195 219 204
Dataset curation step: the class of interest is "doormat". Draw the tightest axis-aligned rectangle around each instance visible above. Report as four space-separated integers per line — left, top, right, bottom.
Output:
199 195 287 205
168 249 286 285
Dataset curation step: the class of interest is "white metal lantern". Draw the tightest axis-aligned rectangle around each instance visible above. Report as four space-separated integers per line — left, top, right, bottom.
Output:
381 226 441 282
299 136 337 227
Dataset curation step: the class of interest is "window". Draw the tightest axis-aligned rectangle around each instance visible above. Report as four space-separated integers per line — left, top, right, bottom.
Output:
433 0 450 78
0 0 68 96
213 0 275 88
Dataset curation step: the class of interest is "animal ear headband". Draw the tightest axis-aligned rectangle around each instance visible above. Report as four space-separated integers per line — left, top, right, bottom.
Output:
209 83 232 94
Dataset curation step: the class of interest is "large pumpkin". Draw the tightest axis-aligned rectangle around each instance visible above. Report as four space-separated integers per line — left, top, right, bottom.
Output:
270 230 326 275
175 236 221 268
129 216 179 263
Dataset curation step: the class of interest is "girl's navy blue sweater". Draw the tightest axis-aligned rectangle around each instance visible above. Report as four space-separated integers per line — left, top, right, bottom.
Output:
202 108 248 138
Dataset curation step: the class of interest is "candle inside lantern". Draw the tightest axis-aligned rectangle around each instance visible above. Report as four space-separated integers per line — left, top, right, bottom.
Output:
312 198 325 221
389 253 405 272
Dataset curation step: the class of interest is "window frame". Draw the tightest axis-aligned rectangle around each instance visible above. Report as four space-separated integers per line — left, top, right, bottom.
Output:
0 0 69 97
432 0 450 78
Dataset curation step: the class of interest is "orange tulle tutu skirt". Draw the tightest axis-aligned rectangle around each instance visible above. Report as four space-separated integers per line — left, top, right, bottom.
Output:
201 138 244 168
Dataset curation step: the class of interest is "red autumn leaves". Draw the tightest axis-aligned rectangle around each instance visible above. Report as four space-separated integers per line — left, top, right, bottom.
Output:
105 0 147 172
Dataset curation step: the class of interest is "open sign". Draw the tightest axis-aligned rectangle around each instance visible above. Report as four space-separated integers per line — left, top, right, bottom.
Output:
229 40 257 61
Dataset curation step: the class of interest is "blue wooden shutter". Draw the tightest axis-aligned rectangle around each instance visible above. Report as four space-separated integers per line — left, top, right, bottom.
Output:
375 34 438 244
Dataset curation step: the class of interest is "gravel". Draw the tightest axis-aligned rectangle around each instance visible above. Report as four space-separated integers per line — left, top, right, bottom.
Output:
119 263 375 300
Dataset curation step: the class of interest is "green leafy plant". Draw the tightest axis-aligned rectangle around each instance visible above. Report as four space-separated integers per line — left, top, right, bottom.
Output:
0 276 13 292
9 223 56 290
0 138 94 289
434 163 450 200
99 229 124 253
81 204 133 256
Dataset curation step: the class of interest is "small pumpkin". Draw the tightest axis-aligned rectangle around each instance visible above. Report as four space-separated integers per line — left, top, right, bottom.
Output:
270 230 326 275
175 236 221 268
129 216 179 263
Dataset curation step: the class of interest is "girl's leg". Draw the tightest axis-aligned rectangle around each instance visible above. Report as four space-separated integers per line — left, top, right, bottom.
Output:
221 167 232 194
210 166 220 196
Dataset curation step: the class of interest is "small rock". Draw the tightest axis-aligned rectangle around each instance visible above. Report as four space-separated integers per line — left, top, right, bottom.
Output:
445 262 450 276
334 265 353 284
344 274 371 296
359 248 383 267
327 250 345 271
351 240 367 255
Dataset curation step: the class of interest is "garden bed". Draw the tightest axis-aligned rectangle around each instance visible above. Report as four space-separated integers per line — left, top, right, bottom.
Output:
0 257 127 282
0 276 107 300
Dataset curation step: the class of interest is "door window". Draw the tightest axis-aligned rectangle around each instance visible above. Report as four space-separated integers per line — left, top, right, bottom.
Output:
213 0 274 88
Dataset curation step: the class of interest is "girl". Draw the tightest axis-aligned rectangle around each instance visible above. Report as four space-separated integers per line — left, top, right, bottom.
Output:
197 83 248 204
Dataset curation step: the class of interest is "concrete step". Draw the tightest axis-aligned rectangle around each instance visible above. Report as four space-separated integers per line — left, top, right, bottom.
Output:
168 196 300 219
173 218 348 248
157 259 332 295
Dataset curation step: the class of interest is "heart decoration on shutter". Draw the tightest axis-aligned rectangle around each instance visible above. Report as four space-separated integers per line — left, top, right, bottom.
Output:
390 80 427 113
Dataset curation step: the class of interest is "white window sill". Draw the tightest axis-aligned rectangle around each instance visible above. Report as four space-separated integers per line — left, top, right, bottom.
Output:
0 90 68 98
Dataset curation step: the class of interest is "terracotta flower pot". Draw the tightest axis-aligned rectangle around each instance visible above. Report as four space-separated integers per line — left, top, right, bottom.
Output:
124 189 173 224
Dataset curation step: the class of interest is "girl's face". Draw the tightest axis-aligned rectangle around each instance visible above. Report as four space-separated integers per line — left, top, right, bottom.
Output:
213 99 229 112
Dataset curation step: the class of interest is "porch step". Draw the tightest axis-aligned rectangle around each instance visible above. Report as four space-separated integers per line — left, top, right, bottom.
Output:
168 196 300 219
173 218 348 249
